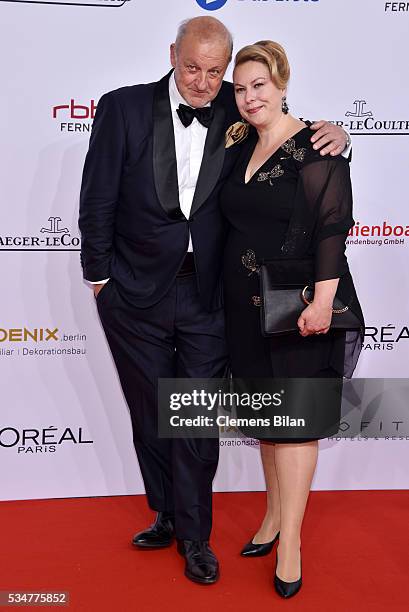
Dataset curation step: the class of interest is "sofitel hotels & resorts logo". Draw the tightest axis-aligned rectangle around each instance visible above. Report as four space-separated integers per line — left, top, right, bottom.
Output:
0 217 80 251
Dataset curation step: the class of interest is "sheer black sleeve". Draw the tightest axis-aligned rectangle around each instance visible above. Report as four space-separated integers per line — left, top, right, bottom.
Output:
299 158 354 282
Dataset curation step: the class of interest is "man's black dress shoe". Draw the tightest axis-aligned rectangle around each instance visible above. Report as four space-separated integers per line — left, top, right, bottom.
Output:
132 512 175 549
240 531 280 557
177 540 219 585
274 550 302 598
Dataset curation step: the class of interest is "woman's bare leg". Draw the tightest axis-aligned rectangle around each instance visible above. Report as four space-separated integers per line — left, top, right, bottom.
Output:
274 441 318 581
252 441 281 543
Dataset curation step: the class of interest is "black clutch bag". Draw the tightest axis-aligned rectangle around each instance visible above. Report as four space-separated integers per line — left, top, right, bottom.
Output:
259 258 361 337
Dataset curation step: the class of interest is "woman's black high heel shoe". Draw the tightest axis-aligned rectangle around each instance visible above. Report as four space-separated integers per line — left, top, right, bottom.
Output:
274 549 302 598
240 531 279 557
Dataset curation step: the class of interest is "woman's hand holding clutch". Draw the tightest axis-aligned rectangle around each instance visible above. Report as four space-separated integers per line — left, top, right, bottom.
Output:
297 303 332 337
297 278 339 336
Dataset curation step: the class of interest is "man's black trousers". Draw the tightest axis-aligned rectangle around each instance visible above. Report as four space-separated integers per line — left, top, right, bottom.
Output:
96 273 228 541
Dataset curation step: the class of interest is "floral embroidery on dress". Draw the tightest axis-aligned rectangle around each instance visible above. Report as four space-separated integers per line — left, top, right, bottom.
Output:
241 249 259 276
280 138 306 162
241 251 261 306
257 163 284 186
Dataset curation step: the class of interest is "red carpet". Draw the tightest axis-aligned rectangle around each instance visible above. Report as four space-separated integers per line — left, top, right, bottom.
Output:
0 491 408 611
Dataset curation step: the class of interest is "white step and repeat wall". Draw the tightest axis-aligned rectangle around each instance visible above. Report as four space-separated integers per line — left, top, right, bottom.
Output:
1 0 409 501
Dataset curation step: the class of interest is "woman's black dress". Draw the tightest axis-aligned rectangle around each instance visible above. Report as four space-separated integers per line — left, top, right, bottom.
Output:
220 125 363 441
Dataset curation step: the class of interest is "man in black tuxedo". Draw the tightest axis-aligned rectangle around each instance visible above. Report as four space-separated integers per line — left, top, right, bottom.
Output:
79 16 348 585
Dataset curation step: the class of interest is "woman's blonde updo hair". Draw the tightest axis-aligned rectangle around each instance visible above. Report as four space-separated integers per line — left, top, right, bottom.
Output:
234 40 290 90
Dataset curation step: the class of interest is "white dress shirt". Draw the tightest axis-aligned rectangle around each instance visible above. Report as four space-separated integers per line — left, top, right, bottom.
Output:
168 71 209 252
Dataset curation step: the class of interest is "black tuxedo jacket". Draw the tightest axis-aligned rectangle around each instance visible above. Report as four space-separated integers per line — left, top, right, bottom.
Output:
79 71 241 311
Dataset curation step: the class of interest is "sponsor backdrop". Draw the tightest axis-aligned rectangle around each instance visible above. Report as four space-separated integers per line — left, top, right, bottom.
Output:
1 0 408 501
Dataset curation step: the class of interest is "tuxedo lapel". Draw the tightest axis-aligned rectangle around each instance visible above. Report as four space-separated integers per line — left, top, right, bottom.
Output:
152 72 182 218
190 101 227 218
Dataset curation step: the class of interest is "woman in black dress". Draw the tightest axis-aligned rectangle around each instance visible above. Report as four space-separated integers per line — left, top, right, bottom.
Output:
220 41 363 598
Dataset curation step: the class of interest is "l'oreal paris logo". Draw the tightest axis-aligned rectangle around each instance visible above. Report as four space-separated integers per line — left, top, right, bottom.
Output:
0 426 94 455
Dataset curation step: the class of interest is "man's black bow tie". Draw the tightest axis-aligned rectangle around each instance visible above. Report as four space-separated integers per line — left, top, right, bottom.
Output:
176 103 214 128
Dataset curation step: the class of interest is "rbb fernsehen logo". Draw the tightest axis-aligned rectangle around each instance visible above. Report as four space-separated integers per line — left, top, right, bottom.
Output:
196 0 228 11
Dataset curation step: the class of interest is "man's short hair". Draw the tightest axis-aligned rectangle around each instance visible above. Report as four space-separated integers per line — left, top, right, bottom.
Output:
175 17 233 63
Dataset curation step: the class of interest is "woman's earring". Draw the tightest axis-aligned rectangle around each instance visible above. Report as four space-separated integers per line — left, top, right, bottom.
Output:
281 96 289 114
